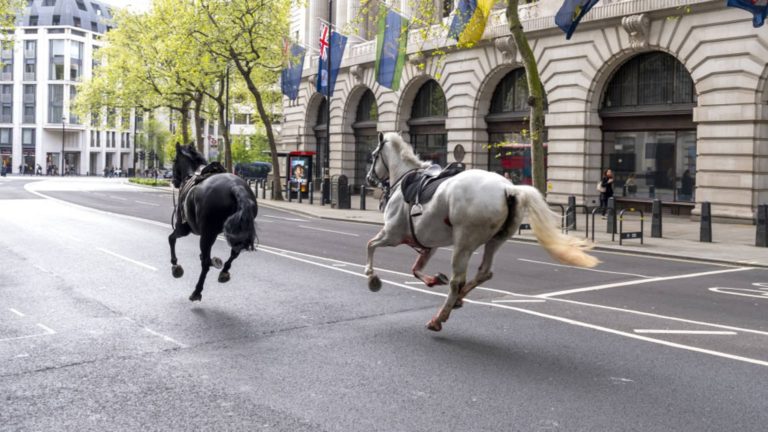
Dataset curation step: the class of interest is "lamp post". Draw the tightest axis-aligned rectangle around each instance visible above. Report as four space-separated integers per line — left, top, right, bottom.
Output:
60 116 66 176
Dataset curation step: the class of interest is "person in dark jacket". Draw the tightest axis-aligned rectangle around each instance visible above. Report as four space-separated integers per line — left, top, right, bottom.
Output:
600 169 614 217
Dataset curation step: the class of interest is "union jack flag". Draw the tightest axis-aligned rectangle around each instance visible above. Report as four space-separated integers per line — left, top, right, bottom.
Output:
319 23 330 61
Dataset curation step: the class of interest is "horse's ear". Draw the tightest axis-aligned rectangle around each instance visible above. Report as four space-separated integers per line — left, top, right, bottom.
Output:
175 142 182 152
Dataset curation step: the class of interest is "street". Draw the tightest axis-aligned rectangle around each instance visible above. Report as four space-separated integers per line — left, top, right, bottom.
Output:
2 177 768 431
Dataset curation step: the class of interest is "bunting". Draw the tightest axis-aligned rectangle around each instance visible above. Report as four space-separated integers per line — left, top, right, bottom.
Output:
727 0 768 27
375 7 408 91
281 40 306 101
555 0 600 40
317 23 347 97
448 0 493 46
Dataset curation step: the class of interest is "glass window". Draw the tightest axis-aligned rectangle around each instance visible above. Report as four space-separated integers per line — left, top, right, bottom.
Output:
91 3 101 15
43 0 55 5
411 133 447 167
1 48 13 81
0 128 10 146
91 21 98 32
22 129 35 147
48 84 64 122
70 41 83 81
603 52 696 110
24 84 35 123
49 40 65 80
411 80 446 118
233 113 248 124
75 0 87 11
490 69 529 114
355 90 378 122
69 86 79 124
73 17 81 28
29 15 38 26
52 15 60 26
602 130 696 202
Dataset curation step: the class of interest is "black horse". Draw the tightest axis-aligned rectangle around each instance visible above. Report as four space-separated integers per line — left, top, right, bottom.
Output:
170 143 258 301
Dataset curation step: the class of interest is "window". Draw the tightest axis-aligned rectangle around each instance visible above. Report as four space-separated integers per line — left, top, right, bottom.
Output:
49 40 65 80
70 41 83 81
28 15 38 26
91 3 101 15
75 0 87 11
233 113 248 124
22 129 35 147
1 48 13 81
353 90 378 186
91 21 98 32
23 84 35 123
603 52 696 110
442 0 453 18
48 84 64 122
43 0 55 5
0 128 10 147
1 85 12 123
52 15 60 26
409 80 447 166
69 86 79 124
73 17 81 28
489 69 529 114
411 80 446 118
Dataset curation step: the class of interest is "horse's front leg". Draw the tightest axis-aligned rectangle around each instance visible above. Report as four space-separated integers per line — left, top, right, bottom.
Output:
427 248 471 332
365 228 400 292
217 249 240 283
189 233 217 302
411 248 448 287
168 222 191 278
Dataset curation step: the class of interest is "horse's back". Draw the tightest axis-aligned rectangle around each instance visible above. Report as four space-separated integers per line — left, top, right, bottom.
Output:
191 174 256 228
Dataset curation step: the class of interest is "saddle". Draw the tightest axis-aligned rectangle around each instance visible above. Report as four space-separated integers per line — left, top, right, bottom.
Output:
401 162 466 212
178 162 228 225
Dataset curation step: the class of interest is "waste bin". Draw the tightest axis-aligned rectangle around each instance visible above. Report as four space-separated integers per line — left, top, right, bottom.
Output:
331 174 350 209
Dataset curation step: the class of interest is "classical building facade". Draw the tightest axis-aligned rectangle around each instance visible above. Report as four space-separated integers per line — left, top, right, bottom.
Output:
282 0 767 221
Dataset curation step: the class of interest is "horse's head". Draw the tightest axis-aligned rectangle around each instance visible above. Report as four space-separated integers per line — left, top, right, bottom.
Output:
367 132 428 187
366 132 391 187
172 142 207 188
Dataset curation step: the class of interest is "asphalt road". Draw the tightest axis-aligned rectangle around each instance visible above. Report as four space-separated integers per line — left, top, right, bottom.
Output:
2 177 767 431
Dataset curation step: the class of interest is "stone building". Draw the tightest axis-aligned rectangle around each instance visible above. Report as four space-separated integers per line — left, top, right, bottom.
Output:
281 0 767 222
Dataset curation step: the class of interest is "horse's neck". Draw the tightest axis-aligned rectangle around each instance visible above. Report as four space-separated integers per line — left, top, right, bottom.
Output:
389 159 422 184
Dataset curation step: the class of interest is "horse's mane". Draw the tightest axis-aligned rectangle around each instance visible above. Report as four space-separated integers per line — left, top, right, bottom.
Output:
384 132 430 169
179 143 208 166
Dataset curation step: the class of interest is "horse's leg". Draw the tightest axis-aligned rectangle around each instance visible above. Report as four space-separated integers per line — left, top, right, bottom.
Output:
217 248 240 283
454 237 506 309
411 248 448 287
365 228 399 292
427 247 471 332
168 223 191 278
189 233 217 302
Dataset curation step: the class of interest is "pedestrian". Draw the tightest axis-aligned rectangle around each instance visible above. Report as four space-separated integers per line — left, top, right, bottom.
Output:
598 168 614 217
36 164 42 176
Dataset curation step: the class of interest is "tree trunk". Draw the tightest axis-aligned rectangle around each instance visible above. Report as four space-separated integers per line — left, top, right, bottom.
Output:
192 93 205 154
179 99 191 145
507 0 546 196
231 56 283 201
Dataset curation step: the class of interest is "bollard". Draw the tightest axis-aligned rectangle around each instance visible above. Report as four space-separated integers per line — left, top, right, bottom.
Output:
322 177 331 205
309 182 314 205
320 181 325 206
567 195 576 230
700 201 712 243
261 179 266 200
360 185 366 210
286 181 292 202
298 183 303 203
651 199 662 238
606 197 616 234
270 180 275 200
756 204 767 247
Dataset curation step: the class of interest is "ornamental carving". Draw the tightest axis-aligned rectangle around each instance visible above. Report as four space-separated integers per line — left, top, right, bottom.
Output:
494 36 517 62
621 14 650 50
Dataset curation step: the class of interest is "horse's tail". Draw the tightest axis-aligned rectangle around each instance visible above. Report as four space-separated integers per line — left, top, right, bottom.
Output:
224 184 258 252
507 184 599 268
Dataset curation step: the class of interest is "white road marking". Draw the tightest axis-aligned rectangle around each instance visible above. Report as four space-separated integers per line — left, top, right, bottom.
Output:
709 286 768 299
536 267 753 298
97 247 158 271
135 200 160 206
263 214 307 222
491 299 546 303
108 195 128 201
0 332 55 343
8 308 25 317
36 323 56 334
517 258 653 278
299 225 358 237
143 327 188 348
634 330 737 335
439 247 478 255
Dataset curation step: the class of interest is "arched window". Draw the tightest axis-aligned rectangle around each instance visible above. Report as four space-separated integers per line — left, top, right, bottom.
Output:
313 98 328 180
408 80 447 166
600 52 697 203
353 90 378 188
485 69 545 185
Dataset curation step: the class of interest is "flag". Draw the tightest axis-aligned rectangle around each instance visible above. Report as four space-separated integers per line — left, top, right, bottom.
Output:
448 0 493 45
555 0 600 40
317 23 347 97
727 0 768 27
375 8 408 91
281 40 306 101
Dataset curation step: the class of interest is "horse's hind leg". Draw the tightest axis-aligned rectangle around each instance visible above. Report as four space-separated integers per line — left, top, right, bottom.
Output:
411 248 448 287
454 237 505 309
168 223 191 278
427 247 471 332
189 233 216 302
218 249 240 283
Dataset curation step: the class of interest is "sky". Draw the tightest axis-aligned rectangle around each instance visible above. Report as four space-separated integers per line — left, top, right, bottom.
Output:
100 0 152 13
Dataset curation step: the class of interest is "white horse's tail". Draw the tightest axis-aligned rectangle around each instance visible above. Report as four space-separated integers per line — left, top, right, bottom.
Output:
509 185 600 268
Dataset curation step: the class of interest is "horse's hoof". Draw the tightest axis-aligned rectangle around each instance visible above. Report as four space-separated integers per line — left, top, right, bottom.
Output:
218 272 230 283
368 275 382 292
453 299 464 309
211 257 223 269
426 319 442 332
435 273 449 285
189 292 202 302
172 265 184 278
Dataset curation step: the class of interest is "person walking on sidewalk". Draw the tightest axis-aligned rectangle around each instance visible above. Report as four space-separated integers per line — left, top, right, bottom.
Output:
599 168 614 217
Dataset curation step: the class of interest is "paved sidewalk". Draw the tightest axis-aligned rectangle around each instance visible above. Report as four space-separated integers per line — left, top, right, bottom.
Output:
254 186 767 268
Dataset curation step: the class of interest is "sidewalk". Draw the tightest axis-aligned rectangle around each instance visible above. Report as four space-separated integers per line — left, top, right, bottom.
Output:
254 186 767 268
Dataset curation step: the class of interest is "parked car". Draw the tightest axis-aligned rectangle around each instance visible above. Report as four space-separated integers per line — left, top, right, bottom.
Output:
235 162 271 182
163 170 174 179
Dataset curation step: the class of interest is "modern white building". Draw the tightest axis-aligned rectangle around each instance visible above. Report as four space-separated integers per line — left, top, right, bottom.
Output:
282 0 768 222
0 0 137 177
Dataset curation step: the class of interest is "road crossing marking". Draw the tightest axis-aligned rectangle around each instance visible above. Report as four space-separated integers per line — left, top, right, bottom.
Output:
97 247 158 271
36 323 56 334
8 308 25 317
536 267 754 298
633 330 737 335
518 258 653 279
108 195 128 201
299 225 358 237
263 214 308 222
491 299 546 303
135 200 160 206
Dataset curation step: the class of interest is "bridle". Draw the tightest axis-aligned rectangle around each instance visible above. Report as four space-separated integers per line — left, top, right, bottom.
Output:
367 138 389 187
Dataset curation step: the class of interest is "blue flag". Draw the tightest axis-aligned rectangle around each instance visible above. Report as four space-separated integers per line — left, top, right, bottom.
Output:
449 0 476 40
281 42 306 101
555 0 600 39
317 28 347 97
375 8 408 91
727 0 768 27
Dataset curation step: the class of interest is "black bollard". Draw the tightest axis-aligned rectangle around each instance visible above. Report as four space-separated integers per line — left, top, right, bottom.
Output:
360 185 366 210
309 182 314 205
287 181 292 202
261 180 266 200
651 199 662 238
700 201 712 243
606 197 616 234
270 180 275 200
298 183 303 203
756 204 767 247
567 195 576 230
320 181 325 206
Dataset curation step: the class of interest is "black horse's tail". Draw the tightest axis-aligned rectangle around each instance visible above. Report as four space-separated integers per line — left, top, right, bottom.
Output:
224 184 258 252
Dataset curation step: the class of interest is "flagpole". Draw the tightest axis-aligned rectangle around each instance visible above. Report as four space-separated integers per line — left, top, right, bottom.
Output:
324 0 333 204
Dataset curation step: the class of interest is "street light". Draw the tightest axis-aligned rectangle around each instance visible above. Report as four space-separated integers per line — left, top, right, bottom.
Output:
61 116 66 176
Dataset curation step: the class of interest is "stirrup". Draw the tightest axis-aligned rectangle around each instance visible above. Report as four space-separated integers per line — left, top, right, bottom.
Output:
410 203 423 217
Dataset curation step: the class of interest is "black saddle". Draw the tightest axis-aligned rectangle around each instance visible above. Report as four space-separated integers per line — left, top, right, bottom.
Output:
401 162 466 207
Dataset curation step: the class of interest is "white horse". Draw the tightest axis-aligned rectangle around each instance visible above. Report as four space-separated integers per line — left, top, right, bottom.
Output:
365 132 599 331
